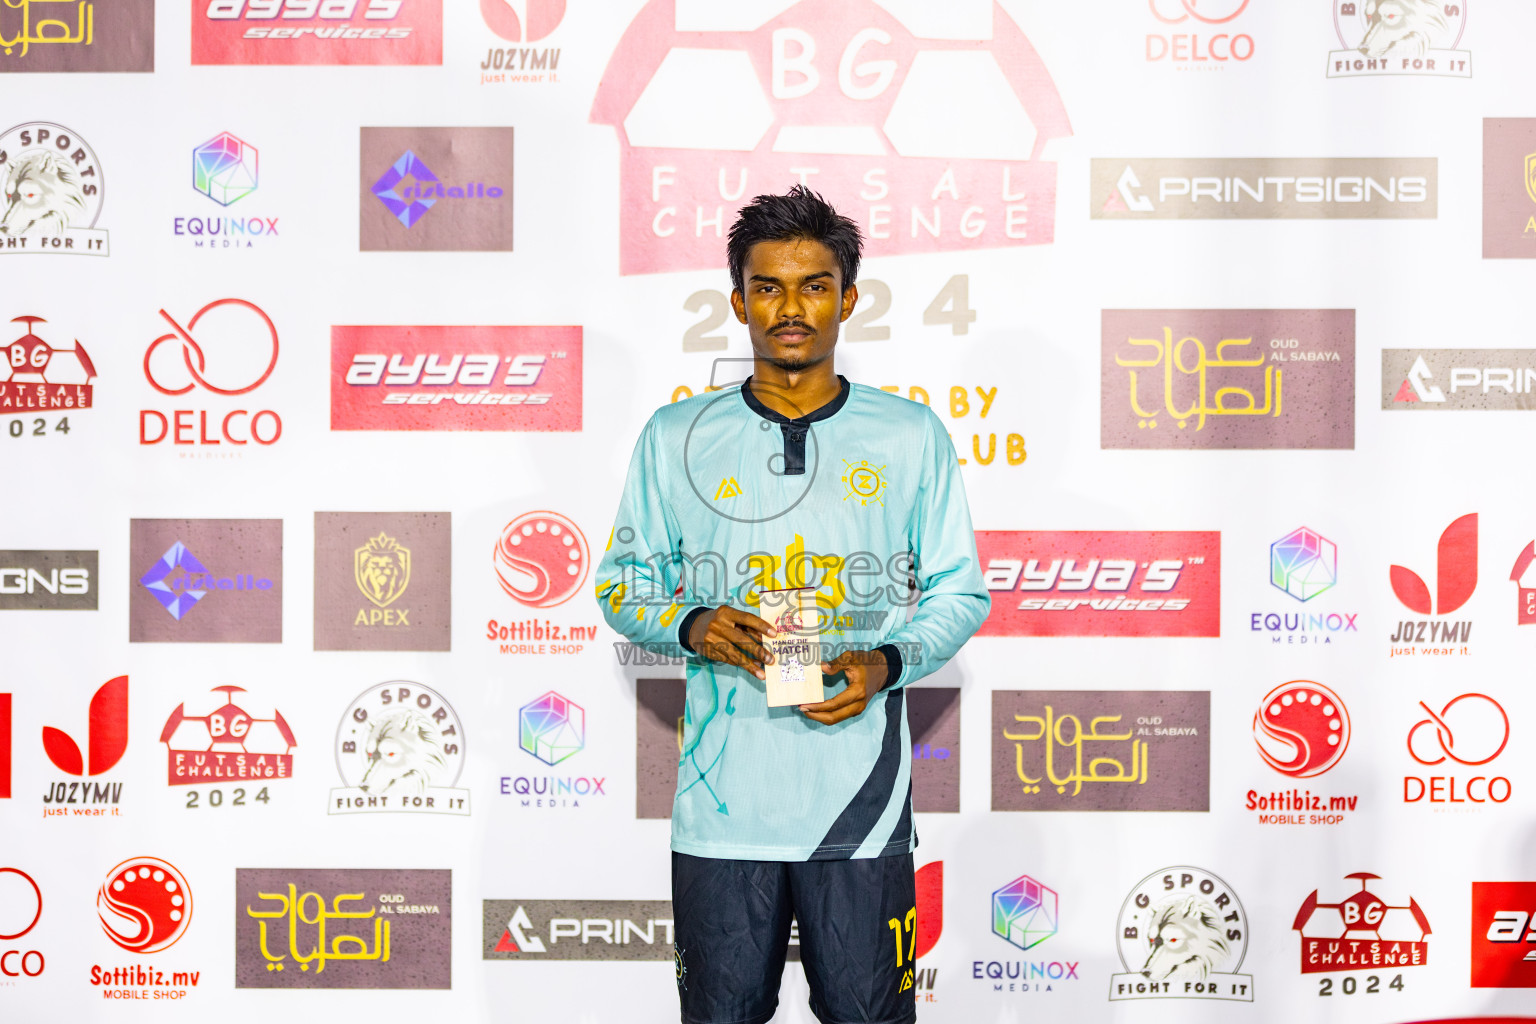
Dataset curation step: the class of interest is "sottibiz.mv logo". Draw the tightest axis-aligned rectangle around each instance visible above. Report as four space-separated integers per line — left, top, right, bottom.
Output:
591 0 1072 275
977 531 1219 637
1388 512 1475 655
331 326 580 431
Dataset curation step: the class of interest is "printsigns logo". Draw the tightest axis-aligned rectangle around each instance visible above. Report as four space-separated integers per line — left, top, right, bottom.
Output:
129 520 282 642
1404 693 1510 806
235 868 451 988
97 857 192 953
314 512 449 652
977 531 1220 637
0 0 154 72
360 128 513 251
1101 310 1355 450
484 900 673 960
1483 119 1536 258
1 316 95 416
1471 882 1536 988
160 686 295 787
0 867 44 979
1294 873 1429 974
0 123 108 254
1111 867 1252 1002
139 299 282 447
1145 0 1255 65
991 690 1208 812
191 0 442 66
331 325 580 431
0 550 95 610
1093 157 1436 219
1328 1 1469 78
495 511 589 608
591 0 1072 275
1384 349 1536 410
330 682 468 816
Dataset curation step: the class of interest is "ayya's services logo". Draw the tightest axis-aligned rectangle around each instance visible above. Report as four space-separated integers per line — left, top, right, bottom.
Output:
192 0 442 66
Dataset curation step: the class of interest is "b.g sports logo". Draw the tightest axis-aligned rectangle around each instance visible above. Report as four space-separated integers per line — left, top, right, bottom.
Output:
976 531 1220 637
331 326 581 431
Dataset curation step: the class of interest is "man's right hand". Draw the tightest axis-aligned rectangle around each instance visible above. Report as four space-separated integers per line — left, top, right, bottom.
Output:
687 605 777 680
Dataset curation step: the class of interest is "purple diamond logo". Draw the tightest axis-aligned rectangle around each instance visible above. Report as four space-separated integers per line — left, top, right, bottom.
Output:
139 542 209 620
519 691 585 766
372 151 438 228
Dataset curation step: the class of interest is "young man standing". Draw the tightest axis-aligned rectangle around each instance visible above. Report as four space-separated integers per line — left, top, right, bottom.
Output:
596 186 989 1024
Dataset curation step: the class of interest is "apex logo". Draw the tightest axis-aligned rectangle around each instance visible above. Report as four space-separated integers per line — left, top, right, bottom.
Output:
714 477 741 501
42 675 127 776
1390 513 1476 615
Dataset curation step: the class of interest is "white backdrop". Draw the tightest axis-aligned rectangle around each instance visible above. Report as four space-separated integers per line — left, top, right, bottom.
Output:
3 1 1535 1022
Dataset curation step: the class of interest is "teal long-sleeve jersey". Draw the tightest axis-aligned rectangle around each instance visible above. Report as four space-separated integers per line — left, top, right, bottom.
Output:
595 376 989 861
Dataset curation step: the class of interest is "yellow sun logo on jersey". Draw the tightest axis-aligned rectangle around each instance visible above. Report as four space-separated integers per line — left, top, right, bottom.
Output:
841 460 887 506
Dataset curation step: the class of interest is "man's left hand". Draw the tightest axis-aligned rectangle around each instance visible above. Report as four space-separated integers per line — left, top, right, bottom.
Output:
800 649 889 725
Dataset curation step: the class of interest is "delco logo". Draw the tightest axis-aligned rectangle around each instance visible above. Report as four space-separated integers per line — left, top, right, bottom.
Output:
590 0 1073 274
330 326 581 431
192 0 443 66
976 531 1220 637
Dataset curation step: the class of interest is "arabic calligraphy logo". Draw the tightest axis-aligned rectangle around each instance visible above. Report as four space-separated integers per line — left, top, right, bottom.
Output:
1390 512 1477 615
0 0 96 58
247 887 389 974
1003 704 1146 798
1407 693 1509 767
0 868 43 941
193 132 258 207
354 533 411 609
143 298 280 396
1270 528 1337 602
1254 681 1350 779
97 857 192 954
518 691 584 766
1118 329 1280 432
372 151 438 228
480 0 565 42
494 511 589 608
841 460 887 507
139 541 209 620
1149 0 1249 24
992 874 1058 951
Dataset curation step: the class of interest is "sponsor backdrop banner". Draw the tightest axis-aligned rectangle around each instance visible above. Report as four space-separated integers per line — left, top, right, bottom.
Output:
3 2 1534 1023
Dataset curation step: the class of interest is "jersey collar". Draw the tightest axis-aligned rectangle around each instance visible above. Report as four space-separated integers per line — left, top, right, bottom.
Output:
739 374 851 425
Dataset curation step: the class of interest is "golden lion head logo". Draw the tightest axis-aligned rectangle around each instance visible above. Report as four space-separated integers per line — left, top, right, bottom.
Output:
354 532 411 608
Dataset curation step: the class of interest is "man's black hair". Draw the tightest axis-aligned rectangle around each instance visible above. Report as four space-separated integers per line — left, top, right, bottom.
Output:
727 184 863 295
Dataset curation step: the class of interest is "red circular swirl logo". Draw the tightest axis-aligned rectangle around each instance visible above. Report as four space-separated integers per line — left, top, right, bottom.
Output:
97 857 192 953
143 299 279 397
1253 681 1350 778
495 511 590 608
0 868 43 941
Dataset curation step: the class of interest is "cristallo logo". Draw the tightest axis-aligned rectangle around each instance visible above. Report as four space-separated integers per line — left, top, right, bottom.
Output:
360 129 514 252
591 0 1072 274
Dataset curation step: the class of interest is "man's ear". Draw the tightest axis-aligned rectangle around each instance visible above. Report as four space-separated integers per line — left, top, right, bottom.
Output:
839 284 860 323
730 288 748 324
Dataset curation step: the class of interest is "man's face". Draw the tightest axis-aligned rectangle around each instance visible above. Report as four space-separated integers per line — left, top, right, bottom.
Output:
731 238 858 373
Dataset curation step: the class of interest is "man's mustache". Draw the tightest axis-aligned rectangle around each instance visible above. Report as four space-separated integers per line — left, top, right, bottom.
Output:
770 321 815 336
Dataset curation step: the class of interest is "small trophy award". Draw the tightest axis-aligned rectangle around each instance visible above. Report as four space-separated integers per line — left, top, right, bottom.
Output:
758 585 824 707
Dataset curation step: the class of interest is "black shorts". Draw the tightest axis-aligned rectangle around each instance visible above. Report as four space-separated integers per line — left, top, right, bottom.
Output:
672 851 918 1024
